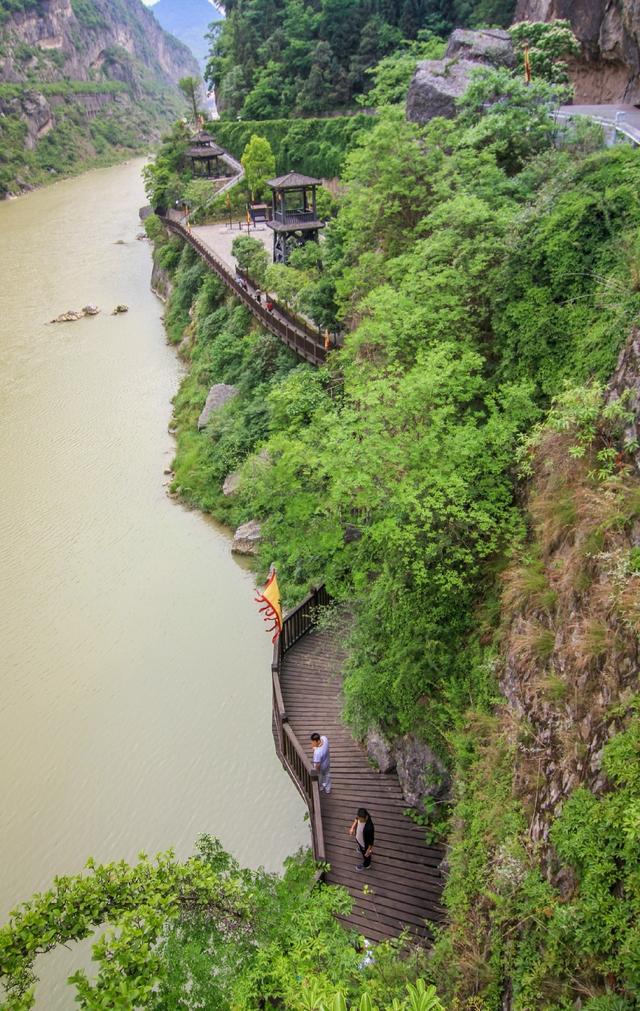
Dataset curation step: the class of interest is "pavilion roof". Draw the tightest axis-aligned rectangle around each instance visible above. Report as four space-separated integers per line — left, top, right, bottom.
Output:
192 129 218 144
267 172 322 189
187 142 224 158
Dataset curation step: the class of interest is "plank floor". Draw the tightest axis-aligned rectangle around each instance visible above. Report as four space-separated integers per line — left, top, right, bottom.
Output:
278 628 446 942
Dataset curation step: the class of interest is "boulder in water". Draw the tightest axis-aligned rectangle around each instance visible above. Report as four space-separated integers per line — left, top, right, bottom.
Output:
112 304 129 315
231 519 262 556
50 309 85 323
82 304 100 316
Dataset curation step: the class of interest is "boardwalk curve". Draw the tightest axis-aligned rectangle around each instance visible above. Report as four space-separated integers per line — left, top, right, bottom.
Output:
160 213 327 366
272 588 445 943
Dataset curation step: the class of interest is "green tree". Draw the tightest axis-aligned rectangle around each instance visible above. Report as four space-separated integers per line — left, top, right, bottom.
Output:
456 67 567 174
232 234 270 286
241 133 276 199
509 19 581 85
178 75 204 124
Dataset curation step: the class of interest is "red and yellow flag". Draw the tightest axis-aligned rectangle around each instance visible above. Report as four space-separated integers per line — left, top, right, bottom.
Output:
255 569 283 643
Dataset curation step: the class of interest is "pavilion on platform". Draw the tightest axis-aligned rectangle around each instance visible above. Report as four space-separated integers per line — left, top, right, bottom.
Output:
186 130 226 178
266 172 325 264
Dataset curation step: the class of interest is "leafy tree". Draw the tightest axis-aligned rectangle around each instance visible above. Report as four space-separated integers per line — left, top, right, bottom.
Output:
207 0 508 120
456 67 567 174
142 120 191 211
178 75 204 123
509 19 581 85
241 133 276 199
232 234 270 286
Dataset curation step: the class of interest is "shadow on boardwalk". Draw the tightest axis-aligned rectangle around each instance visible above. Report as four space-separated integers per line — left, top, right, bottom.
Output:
279 627 446 943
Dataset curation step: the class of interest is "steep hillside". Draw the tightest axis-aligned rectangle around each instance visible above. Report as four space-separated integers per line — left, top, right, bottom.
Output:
515 0 640 102
0 0 199 196
150 0 222 71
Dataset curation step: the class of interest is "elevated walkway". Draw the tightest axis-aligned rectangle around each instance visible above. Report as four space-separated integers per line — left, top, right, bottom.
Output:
272 589 445 942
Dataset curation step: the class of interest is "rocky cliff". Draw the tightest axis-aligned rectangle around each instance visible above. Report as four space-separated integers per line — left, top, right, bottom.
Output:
515 0 640 103
0 0 199 195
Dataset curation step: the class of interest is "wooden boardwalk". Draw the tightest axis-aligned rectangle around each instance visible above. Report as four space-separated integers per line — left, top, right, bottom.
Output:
160 212 328 366
273 592 445 943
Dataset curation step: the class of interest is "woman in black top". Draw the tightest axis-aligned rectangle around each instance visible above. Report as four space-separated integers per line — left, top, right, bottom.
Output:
349 807 374 870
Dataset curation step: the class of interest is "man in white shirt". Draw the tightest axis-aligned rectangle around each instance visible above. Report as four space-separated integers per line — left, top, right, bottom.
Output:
310 732 331 794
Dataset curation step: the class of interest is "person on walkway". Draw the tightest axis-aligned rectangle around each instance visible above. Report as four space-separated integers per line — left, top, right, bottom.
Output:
349 807 374 870
266 297 274 312
310 732 331 794
255 288 262 304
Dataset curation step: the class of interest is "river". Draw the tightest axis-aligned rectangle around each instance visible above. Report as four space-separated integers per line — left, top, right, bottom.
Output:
0 160 308 1006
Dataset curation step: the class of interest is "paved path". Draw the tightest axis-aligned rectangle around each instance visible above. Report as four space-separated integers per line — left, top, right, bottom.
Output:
192 222 272 274
279 627 445 943
558 103 640 145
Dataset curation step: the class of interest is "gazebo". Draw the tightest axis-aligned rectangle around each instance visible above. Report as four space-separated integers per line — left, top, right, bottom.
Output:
186 130 225 178
266 172 325 263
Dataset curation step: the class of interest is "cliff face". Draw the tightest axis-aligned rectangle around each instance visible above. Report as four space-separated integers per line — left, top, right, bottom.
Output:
0 0 198 88
515 0 640 103
0 0 199 195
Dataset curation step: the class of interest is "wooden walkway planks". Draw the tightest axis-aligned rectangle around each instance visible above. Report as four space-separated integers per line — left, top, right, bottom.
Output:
160 213 327 367
278 627 446 942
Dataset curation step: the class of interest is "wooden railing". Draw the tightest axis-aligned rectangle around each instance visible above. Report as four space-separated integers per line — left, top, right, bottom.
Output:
159 214 327 368
273 209 318 226
271 585 330 865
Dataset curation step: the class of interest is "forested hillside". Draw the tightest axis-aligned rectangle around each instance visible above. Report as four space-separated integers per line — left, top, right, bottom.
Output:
208 0 517 117
139 25 640 1010
0 0 198 195
2 6 640 1011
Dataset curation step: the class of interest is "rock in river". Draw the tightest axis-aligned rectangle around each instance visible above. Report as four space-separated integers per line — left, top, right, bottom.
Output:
82 304 100 316
231 520 262 556
50 309 85 323
112 304 129 315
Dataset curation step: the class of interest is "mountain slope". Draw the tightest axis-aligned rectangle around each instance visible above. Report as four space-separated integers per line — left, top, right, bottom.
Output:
150 0 222 71
0 0 199 196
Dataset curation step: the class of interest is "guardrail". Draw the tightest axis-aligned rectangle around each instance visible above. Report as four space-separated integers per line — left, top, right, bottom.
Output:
555 110 640 148
160 213 327 367
271 585 330 865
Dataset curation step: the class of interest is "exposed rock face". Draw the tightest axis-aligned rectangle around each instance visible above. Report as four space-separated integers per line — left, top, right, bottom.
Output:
498 329 640 870
606 326 640 472
197 384 238 430
0 0 198 195
151 255 173 303
231 520 262 556
407 29 516 125
222 471 241 497
365 726 451 806
395 735 451 807
407 58 479 124
366 728 396 773
514 0 640 104
0 0 197 88
445 28 516 67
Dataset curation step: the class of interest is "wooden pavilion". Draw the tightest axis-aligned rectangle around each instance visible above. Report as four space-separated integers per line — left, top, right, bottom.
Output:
186 130 225 178
266 172 325 263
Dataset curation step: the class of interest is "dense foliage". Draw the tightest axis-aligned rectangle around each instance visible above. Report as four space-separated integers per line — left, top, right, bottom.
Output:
211 114 377 178
208 0 517 118
0 0 193 194
0 833 447 1010
149 42 640 1003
